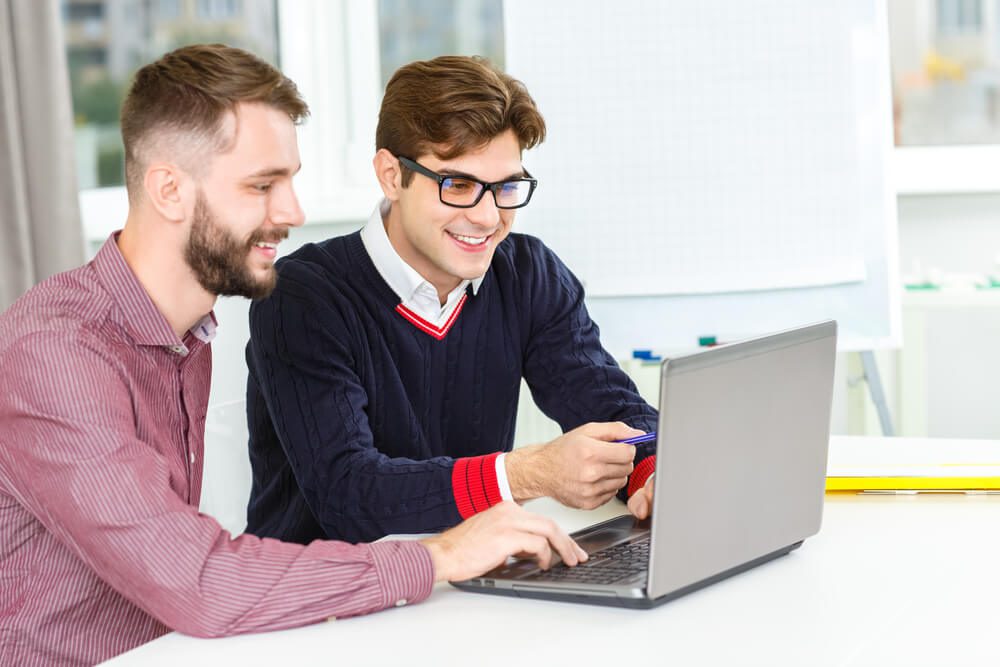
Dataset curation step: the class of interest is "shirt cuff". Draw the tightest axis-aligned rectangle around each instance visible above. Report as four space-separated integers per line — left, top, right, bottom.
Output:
627 455 657 498
495 453 514 501
451 453 504 519
366 540 436 611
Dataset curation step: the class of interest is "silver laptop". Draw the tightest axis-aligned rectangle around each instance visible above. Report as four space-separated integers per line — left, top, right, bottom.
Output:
452 320 837 608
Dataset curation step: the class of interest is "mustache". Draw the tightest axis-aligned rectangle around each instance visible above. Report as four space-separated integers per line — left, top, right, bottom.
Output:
247 227 290 246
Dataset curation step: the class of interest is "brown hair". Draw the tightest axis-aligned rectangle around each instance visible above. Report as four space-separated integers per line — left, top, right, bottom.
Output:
120 43 308 201
376 56 545 186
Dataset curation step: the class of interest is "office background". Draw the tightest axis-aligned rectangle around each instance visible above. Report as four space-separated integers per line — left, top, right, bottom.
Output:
7 0 1000 531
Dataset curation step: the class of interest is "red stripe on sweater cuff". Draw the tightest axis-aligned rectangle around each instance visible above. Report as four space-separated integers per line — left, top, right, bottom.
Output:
627 455 657 498
452 453 503 519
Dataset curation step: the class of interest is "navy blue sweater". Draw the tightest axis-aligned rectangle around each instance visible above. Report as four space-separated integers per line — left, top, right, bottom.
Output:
245 231 657 544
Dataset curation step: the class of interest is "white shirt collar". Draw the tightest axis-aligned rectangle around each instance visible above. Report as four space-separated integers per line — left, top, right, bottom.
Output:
190 312 217 343
360 199 485 306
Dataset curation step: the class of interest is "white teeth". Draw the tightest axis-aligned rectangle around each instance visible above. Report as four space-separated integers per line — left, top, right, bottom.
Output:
450 233 488 245
255 242 277 249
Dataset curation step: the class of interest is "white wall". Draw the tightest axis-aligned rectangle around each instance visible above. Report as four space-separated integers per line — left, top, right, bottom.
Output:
890 192 1000 440
898 192 1000 277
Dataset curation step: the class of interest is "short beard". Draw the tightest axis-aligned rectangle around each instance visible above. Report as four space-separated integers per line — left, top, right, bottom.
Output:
183 192 286 300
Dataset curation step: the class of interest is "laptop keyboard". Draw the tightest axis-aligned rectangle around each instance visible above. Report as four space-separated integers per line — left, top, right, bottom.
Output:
521 535 650 586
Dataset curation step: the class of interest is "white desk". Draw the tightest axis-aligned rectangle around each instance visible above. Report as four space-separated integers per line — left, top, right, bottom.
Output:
105 440 1000 667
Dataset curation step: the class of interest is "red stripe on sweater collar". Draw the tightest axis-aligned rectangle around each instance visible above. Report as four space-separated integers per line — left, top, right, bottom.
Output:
395 293 468 340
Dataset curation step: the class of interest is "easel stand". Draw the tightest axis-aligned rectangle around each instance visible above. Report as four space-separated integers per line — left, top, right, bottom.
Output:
859 350 895 436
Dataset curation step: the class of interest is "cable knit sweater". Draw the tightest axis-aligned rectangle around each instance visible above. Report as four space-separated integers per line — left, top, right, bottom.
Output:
245 231 658 544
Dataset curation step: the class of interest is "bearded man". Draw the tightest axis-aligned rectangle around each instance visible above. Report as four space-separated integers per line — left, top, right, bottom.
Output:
0 44 585 666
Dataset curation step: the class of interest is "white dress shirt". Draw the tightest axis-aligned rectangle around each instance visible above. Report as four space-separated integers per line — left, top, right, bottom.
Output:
360 200 514 501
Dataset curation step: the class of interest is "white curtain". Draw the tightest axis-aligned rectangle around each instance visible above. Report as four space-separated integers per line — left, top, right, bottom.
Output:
0 0 84 310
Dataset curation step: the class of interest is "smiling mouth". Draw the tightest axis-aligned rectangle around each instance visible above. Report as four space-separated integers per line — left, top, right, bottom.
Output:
253 241 279 250
447 231 491 246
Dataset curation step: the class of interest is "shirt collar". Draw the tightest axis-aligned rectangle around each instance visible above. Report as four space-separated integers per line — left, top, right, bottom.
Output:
92 232 217 350
360 199 485 303
190 312 218 343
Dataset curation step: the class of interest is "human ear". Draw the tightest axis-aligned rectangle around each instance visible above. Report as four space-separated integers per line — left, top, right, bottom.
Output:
143 163 188 223
373 149 403 201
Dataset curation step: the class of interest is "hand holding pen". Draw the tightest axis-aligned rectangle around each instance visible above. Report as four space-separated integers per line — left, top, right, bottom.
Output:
617 431 656 445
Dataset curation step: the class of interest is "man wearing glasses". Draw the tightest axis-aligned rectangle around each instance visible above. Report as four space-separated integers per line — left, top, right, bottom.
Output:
245 56 658 545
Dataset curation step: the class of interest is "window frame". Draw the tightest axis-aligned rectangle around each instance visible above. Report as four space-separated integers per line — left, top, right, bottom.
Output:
894 145 1000 194
276 0 382 223
894 0 1000 194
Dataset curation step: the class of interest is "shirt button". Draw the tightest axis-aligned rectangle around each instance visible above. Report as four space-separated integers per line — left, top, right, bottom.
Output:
189 452 196 464
395 599 408 607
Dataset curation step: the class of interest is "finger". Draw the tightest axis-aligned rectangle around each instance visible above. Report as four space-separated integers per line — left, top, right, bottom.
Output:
516 515 582 567
628 484 649 507
549 533 583 567
579 493 619 511
584 462 634 482
628 493 651 519
627 495 639 517
589 441 638 464
642 495 653 518
530 535 555 570
580 421 645 442
509 533 552 570
576 478 627 504
576 480 628 506
640 485 654 513
596 476 630 493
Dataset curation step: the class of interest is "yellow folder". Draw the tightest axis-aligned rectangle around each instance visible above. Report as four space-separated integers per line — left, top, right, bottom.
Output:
825 435 1000 492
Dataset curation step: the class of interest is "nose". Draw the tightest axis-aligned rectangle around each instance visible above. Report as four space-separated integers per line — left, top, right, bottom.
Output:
270 182 306 228
465 187 501 227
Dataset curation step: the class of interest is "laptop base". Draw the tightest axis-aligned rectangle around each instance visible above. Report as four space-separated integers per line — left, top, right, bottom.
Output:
451 540 803 609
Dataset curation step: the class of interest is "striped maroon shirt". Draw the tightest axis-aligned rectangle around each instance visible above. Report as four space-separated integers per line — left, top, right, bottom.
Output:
0 235 434 666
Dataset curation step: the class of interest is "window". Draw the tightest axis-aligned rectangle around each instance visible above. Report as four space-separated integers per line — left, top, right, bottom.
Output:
936 0 983 34
890 0 1000 146
68 47 107 66
275 0 506 224
65 0 506 239
197 0 242 20
377 0 504 86
156 0 180 19
61 0 278 191
64 2 104 21
888 0 1000 192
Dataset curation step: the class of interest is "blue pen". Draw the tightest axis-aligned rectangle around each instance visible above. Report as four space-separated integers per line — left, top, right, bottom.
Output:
617 431 657 445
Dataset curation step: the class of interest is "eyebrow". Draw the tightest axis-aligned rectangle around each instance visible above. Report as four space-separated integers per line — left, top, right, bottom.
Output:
437 167 526 182
244 164 302 179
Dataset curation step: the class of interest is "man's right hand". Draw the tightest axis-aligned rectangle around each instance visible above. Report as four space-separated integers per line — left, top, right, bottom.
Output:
505 422 642 509
419 502 587 583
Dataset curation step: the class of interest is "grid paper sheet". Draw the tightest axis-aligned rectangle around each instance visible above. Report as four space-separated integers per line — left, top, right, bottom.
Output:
505 1 874 297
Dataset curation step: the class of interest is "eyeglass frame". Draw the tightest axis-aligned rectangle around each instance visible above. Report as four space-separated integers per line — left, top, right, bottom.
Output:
397 155 538 210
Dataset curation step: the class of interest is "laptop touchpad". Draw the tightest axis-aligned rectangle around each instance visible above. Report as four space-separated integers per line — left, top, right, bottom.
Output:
572 515 650 553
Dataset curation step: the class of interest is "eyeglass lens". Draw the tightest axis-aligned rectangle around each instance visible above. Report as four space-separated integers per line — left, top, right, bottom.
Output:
441 177 532 208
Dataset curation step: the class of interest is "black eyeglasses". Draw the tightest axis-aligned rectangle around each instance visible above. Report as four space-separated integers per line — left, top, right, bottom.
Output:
397 156 537 209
